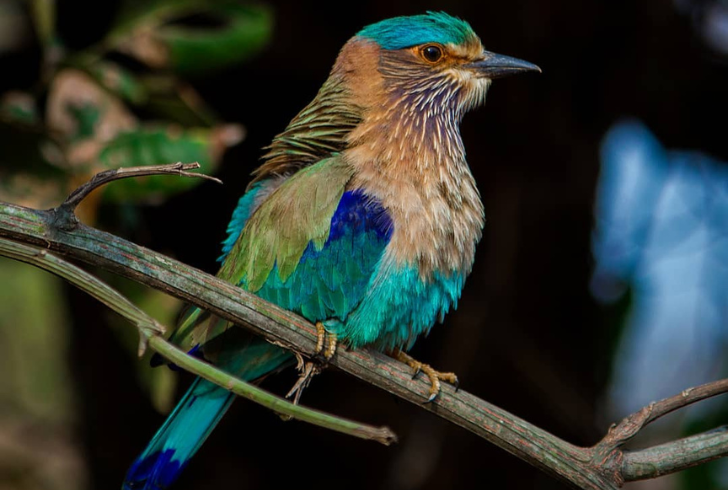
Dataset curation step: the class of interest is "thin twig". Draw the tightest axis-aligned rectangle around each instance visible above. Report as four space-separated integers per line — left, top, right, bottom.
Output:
64 162 221 209
49 162 221 231
641 380 728 426
0 237 396 446
47 162 221 232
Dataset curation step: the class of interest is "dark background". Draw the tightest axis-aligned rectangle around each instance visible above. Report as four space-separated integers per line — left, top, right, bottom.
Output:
2 0 727 489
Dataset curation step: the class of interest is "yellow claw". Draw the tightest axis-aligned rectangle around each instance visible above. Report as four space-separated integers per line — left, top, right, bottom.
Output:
315 322 326 355
314 321 337 362
395 350 459 403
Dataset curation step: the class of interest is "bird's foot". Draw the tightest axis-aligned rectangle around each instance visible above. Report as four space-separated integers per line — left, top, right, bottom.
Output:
395 350 459 403
284 323 337 406
285 360 320 406
313 321 338 364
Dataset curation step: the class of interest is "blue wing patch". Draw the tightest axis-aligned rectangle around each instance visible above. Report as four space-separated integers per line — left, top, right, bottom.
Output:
254 189 392 322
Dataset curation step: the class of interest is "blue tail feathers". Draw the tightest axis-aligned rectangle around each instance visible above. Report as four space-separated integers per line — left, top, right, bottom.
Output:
124 338 293 489
123 378 235 489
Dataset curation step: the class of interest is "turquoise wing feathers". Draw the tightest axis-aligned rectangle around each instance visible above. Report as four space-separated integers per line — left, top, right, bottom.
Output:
185 155 392 348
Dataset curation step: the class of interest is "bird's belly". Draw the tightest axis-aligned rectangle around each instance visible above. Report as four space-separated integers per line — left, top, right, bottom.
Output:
327 264 466 352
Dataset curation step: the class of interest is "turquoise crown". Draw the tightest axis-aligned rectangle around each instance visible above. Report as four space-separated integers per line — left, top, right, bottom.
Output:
357 11 476 50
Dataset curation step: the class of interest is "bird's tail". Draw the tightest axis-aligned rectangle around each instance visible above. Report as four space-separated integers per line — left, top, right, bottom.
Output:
123 339 292 490
123 377 234 489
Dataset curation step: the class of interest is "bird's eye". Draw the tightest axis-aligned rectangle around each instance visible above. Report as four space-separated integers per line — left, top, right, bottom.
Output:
421 45 444 63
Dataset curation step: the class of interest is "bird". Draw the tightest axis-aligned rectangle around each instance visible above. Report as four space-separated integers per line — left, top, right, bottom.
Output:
123 11 539 490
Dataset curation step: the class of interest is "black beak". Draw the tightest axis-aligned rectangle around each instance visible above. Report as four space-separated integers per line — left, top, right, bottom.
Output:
469 51 541 79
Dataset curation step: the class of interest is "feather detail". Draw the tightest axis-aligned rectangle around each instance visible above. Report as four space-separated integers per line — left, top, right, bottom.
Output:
219 156 355 290
251 76 362 187
252 188 392 322
328 261 466 350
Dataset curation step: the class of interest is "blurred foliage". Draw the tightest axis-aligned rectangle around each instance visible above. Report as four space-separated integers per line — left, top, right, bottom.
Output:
0 259 73 423
113 2 273 75
593 120 728 489
0 0 270 215
0 1 271 488
0 258 86 490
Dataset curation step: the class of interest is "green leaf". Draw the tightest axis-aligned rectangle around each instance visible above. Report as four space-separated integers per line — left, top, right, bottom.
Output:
109 2 273 75
97 124 242 202
160 4 273 75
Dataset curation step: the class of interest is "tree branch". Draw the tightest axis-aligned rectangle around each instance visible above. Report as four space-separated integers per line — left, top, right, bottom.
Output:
1 164 726 489
623 426 728 481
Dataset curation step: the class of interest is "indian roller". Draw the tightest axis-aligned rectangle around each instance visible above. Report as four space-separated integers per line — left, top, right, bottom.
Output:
123 11 539 489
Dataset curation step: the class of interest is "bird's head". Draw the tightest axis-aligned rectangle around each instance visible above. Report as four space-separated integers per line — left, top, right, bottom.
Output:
340 11 540 119
256 12 538 185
